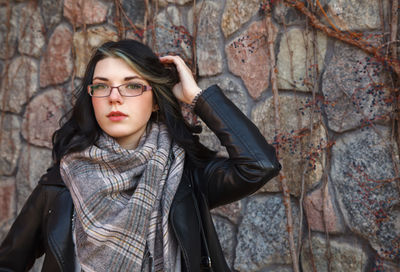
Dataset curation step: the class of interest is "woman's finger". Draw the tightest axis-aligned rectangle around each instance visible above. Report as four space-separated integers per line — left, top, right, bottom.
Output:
159 55 201 104
160 56 189 73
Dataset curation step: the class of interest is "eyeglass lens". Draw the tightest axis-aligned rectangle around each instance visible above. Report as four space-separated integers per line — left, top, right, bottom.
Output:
89 83 150 97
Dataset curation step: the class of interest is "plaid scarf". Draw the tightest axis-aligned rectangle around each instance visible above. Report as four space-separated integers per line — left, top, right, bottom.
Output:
60 122 185 271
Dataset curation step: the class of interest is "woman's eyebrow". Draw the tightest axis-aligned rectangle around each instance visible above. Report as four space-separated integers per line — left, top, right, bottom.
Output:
124 76 144 81
92 76 108 81
92 76 144 81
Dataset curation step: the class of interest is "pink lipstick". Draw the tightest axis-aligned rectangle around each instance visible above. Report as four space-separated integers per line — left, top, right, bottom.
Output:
107 111 128 121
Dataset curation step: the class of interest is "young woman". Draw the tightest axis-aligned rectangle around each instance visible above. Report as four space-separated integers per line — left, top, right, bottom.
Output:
0 40 280 272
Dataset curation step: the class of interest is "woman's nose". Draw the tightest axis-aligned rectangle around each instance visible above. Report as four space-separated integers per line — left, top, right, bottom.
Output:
108 87 123 104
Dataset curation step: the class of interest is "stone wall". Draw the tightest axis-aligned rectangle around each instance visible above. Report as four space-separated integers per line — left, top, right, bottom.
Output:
0 0 399 271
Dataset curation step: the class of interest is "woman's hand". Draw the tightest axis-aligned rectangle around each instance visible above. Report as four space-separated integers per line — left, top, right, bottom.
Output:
159 55 202 105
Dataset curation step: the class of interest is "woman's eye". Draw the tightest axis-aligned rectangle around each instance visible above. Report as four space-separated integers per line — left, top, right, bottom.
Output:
92 84 108 90
126 83 142 90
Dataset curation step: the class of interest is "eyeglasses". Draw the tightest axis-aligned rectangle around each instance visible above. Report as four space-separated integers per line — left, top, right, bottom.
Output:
87 82 152 97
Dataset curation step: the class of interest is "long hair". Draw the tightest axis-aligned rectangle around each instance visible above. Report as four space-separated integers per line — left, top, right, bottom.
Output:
52 39 216 166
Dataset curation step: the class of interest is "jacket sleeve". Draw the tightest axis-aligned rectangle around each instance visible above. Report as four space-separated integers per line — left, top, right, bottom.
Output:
194 85 281 209
0 183 46 272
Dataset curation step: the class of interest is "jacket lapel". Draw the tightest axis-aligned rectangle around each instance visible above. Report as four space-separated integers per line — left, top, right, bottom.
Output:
46 188 75 272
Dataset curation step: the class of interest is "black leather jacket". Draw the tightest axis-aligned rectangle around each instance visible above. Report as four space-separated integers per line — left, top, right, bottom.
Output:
0 85 280 272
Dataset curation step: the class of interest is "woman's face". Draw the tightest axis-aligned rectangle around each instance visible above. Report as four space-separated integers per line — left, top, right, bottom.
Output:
91 57 156 149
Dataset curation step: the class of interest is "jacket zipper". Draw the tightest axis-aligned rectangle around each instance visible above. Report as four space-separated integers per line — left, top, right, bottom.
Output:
190 193 212 270
170 208 191 272
47 208 66 272
189 171 213 270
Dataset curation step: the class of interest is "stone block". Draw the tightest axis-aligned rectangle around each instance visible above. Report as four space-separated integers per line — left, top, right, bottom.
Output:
120 0 146 27
188 1 223 76
373 257 400 272
322 0 387 31
39 0 63 31
17 3 45 57
22 89 65 148
226 20 277 99
212 215 236 269
73 26 118 78
64 0 108 27
211 200 242 225
251 94 327 196
331 125 400 261
167 0 191 4
221 0 260 37
273 1 305 26
277 28 327 92
40 24 73 87
0 56 38 113
304 183 345 234
0 6 17 59
0 114 21 176
16 144 52 212
301 234 369 271
149 6 192 60
234 194 300 271
322 42 392 133
258 266 293 272
0 177 16 225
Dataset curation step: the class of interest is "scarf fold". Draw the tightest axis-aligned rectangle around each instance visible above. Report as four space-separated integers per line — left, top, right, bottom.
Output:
60 122 185 272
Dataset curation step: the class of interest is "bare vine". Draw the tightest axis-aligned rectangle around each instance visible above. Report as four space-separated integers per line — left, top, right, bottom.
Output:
283 0 400 77
264 2 300 272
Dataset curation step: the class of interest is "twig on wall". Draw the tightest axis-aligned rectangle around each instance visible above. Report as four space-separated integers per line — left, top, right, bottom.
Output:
115 0 143 40
283 0 400 77
151 0 159 51
389 0 400 194
390 0 398 61
191 0 198 76
143 0 149 44
264 3 300 272
114 0 123 38
0 1 13 147
297 21 310 263
320 128 333 272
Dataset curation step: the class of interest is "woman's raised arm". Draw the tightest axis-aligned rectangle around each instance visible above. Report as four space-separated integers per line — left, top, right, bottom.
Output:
193 85 281 209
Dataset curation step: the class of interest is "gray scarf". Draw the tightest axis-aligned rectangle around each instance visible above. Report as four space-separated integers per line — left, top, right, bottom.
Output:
60 122 185 271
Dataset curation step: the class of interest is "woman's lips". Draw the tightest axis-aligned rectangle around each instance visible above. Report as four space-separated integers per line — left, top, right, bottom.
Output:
107 111 128 121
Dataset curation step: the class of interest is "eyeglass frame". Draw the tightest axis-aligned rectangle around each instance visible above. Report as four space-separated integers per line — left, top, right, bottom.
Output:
87 82 152 98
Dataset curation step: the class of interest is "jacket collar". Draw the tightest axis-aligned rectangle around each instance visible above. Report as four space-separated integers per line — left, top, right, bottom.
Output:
39 164 66 187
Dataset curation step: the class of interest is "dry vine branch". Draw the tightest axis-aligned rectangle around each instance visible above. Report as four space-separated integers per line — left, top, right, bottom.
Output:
143 0 150 44
390 0 398 61
389 0 400 195
114 0 123 38
264 3 300 272
283 0 400 77
0 1 13 147
115 0 143 40
321 128 333 272
191 0 198 76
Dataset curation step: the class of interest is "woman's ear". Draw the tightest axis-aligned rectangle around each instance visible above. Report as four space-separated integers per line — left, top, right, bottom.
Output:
152 104 159 112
